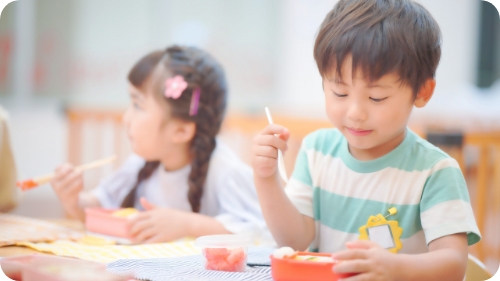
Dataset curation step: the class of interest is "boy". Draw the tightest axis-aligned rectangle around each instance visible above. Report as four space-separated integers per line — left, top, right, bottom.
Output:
251 0 481 280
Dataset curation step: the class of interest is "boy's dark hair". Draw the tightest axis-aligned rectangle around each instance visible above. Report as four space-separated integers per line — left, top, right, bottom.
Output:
314 0 441 96
121 46 227 213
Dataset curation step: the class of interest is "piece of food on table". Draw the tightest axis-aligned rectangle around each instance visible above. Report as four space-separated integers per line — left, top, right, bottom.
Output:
195 234 252 272
202 247 246 272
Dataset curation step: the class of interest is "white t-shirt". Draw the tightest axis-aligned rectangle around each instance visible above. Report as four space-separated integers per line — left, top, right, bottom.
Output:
91 141 269 238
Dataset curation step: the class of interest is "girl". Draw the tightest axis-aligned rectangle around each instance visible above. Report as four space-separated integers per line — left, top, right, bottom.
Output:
51 46 268 244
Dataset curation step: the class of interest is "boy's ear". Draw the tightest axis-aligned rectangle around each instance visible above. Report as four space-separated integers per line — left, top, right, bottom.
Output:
171 120 196 144
414 78 436 108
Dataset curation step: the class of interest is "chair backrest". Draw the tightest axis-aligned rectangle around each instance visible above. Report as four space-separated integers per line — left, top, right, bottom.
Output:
65 108 333 188
0 106 19 212
219 112 332 177
66 108 131 189
465 254 492 281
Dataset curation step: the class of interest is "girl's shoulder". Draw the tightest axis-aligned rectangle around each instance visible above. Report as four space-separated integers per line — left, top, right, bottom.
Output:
208 140 249 169
120 153 147 173
205 139 253 183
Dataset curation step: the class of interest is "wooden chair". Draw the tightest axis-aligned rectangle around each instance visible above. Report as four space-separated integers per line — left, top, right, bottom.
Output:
66 107 130 189
219 112 332 177
464 132 500 263
465 254 493 281
424 129 500 265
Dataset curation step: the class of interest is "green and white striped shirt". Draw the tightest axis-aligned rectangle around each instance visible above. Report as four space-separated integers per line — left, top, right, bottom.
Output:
285 128 481 254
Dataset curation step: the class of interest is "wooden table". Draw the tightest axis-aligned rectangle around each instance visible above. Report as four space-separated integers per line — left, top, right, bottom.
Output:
0 218 85 258
0 246 39 257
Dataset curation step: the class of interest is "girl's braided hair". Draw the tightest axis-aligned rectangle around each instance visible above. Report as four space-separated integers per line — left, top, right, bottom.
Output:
121 46 227 212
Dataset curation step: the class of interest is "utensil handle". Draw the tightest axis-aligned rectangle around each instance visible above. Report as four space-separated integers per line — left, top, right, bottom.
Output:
265 107 288 183
23 155 117 189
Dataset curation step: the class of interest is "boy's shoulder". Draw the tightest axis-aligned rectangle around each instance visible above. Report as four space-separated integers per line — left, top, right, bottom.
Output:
406 130 458 171
301 128 457 172
303 128 344 144
302 128 344 151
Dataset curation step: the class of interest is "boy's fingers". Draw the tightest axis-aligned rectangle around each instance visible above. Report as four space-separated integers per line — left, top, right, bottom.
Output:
254 145 278 159
332 249 368 261
260 124 290 139
333 259 369 274
255 135 288 151
346 240 380 250
254 156 278 167
332 273 365 281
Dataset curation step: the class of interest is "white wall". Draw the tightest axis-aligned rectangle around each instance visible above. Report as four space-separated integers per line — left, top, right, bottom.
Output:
273 0 484 119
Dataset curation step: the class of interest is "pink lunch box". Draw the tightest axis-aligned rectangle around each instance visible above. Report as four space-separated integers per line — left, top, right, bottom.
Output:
84 208 133 242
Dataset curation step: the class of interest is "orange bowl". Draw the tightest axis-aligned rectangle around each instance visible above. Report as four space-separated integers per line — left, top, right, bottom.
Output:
270 252 355 281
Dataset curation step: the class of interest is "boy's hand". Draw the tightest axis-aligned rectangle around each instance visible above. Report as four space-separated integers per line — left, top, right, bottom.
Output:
50 163 84 219
252 124 290 179
127 197 193 244
332 240 398 281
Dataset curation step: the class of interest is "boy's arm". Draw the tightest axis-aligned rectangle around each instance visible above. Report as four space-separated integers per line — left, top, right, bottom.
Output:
333 233 468 281
254 174 315 250
252 124 315 250
395 233 468 281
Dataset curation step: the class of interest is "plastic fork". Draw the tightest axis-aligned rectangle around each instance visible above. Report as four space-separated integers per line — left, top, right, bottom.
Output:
265 107 288 183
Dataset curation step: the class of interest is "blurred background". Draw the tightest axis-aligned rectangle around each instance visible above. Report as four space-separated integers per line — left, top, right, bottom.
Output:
0 0 499 272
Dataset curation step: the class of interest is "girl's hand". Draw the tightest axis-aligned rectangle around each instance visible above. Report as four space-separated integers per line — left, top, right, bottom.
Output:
332 240 398 281
251 124 290 179
50 163 84 219
127 197 193 244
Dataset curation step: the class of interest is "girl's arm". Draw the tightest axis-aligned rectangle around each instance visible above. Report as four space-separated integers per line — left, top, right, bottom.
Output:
128 198 230 243
50 163 86 221
51 163 103 222
333 233 468 281
186 212 231 237
252 124 315 250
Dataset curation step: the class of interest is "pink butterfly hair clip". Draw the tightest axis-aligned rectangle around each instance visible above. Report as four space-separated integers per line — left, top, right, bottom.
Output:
164 75 188 99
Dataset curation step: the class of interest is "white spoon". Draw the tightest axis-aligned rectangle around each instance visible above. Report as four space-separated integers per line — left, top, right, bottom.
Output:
265 107 288 183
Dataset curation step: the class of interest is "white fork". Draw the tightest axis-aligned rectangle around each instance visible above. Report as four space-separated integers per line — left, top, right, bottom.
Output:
265 107 288 183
